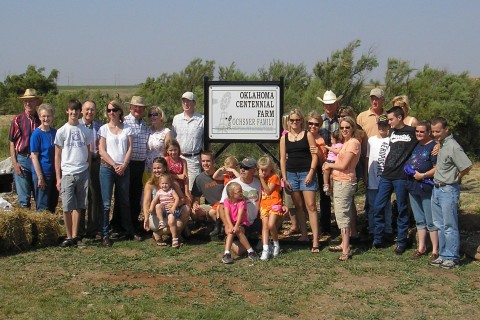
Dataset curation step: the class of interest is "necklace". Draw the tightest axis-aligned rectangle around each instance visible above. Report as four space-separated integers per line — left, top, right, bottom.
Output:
291 131 301 141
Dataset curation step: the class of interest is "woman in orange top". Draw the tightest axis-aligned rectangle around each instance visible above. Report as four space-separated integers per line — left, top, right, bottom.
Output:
323 116 361 261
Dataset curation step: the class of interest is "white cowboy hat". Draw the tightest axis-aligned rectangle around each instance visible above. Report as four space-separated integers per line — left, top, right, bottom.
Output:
317 90 343 104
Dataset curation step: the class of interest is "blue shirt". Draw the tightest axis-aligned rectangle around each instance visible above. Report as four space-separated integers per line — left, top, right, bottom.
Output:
30 127 57 177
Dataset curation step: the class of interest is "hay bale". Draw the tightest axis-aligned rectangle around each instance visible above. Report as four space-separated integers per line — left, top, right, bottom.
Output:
29 211 61 247
0 209 31 252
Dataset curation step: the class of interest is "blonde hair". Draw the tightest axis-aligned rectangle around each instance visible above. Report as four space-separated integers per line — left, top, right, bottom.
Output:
148 105 167 124
339 116 361 139
226 182 242 200
282 113 290 131
159 173 173 186
257 155 277 172
307 110 323 126
224 156 238 168
391 95 410 117
288 108 305 130
37 103 54 115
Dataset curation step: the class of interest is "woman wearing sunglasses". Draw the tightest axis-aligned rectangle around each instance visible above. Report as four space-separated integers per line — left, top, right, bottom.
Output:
323 116 361 261
144 106 172 182
280 108 320 253
98 101 135 247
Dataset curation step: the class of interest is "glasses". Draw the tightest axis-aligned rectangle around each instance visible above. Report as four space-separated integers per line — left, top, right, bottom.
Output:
148 113 159 118
289 118 302 123
340 126 351 130
239 165 253 170
308 122 320 127
415 130 426 133
107 108 120 113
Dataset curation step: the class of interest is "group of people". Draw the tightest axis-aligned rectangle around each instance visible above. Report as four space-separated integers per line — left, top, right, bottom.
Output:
8 87 472 269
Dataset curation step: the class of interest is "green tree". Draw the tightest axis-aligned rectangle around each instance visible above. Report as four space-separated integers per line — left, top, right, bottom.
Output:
313 40 378 112
384 58 414 100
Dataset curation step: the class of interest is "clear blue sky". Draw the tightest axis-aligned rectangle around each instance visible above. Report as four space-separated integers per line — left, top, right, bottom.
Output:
1 0 478 85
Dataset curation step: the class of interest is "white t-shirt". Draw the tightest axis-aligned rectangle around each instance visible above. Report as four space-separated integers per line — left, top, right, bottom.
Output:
55 122 91 175
98 124 133 165
367 135 390 189
220 177 261 225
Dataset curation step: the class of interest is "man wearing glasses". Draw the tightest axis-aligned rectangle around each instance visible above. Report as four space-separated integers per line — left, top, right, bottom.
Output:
172 92 204 191
316 90 342 239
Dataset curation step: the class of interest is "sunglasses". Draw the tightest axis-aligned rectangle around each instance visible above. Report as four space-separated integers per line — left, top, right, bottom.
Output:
340 126 351 130
289 118 302 123
148 113 159 118
239 165 253 170
308 122 320 127
107 108 120 113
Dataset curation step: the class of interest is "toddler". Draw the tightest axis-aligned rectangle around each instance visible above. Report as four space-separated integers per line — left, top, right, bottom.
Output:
323 129 343 196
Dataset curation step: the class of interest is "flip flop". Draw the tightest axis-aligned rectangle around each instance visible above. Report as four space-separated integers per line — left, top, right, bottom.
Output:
338 253 352 261
282 228 300 236
328 245 343 252
156 240 167 246
311 247 321 253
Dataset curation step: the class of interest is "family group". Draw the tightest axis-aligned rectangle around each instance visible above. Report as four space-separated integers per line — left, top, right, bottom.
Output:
8 87 472 269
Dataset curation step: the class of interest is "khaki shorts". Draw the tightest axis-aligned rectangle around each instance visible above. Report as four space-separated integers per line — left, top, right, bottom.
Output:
332 180 357 229
61 170 89 212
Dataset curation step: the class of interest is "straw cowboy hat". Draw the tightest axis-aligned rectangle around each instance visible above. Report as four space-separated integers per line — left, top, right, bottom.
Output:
317 90 343 104
130 96 146 106
19 88 43 102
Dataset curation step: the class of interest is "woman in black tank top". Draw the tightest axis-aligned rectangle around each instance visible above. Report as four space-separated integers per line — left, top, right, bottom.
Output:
280 109 320 253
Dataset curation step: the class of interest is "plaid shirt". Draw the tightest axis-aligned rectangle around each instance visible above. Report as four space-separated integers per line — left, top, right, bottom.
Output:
9 112 41 154
123 113 149 161
320 113 339 146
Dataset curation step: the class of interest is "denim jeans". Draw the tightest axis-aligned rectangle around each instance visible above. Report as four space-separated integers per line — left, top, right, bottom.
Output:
32 174 58 213
316 169 332 233
79 157 102 237
14 154 34 208
367 189 392 234
373 177 410 247
99 164 133 238
409 192 436 231
431 184 460 261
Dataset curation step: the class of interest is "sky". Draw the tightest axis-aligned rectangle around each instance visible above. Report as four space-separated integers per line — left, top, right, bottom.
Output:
1 0 479 86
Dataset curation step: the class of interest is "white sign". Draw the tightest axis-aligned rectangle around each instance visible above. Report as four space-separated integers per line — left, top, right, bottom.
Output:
208 85 281 140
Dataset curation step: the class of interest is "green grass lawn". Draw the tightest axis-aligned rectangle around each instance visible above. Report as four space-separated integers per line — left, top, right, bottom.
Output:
0 237 479 320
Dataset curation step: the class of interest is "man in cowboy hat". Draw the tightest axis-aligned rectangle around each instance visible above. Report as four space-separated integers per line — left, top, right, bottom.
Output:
316 89 342 239
9 89 42 208
112 96 149 240
357 88 386 138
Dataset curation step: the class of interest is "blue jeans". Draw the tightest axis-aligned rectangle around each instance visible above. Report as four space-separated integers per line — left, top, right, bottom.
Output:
373 177 409 247
99 164 133 238
409 192 436 231
14 154 34 208
367 189 392 234
32 174 58 213
431 184 460 261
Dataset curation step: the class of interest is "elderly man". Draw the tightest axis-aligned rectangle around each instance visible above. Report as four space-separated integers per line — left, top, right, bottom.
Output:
9 89 42 208
113 96 149 240
191 151 224 236
172 92 204 190
78 100 103 238
357 88 386 138
217 157 262 259
429 117 472 269
316 90 342 238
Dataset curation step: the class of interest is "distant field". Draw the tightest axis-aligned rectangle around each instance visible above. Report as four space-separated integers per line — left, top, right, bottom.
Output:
58 85 139 100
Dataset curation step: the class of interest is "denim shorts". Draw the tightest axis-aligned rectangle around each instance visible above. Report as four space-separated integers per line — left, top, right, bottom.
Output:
286 170 318 191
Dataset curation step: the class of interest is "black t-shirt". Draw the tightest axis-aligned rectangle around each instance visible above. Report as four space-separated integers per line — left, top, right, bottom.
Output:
382 125 418 180
191 171 224 205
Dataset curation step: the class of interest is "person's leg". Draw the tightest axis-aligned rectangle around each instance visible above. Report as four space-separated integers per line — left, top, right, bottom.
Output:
86 157 102 236
63 211 73 239
129 161 145 234
99 165 114 239
184 156 201 191
366 189 377 234
422 192 438 255
32 174 48 211
71 209 80 239
409 192 427 253
303 190 319 248
261 214 270 246
14 154 34 208
224 233 234 252
392 179 409 248
268 214 279 242
283 189 299 232
350 198 358 238
168 214 178 241
237 231 253 252
116 167 134 236
437 185 460 262
317 170 332 234
372 177 393 245
291 191 308 240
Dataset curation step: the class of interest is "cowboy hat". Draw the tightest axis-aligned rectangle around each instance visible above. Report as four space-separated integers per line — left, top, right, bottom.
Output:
19 88 43 102
130 96 146 106
317 90 343 104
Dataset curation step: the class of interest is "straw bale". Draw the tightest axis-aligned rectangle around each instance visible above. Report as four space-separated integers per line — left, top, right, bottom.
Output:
0 209 31 252
29 211 62 247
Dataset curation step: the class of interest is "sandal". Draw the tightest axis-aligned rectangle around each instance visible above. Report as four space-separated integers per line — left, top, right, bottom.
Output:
311 247 321 254
338 253 352 261
328 245 343 252
412 250 426 259
171 238 180 248
283 228 300 236
156 239 167 246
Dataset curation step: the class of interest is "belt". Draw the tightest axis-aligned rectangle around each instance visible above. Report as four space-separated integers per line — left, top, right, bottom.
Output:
181 152 201 157
434 182 448 188
17 152 30 158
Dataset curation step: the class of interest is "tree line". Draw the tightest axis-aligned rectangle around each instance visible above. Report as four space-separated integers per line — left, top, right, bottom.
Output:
1 40 479 158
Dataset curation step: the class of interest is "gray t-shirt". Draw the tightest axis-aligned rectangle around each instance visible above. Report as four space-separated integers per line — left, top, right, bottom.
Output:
191 171 224 205
434 134 472 184
55 123 91 175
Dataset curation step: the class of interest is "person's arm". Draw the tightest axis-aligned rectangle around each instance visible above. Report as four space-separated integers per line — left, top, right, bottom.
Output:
164 130 172 151
148 193 159 214
457 165 473 184
171 179 186 207
414 166 436 181
54 145 62 192
325 152 355 171
212 167 226 181
171 189 180 213
31 152 45 190
99 136 116 166
117 135 132 176
259 174 276 196
225 167 240 178
232 205 244 235
279 135 291 191
10 142 23 177
143 183 154 230
306 132 318 183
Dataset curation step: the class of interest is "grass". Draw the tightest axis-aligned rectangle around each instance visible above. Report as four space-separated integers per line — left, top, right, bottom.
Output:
0 237 479 320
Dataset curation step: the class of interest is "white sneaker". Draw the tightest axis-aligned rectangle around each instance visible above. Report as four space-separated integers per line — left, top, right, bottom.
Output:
260 249 270 261
272 245 280 257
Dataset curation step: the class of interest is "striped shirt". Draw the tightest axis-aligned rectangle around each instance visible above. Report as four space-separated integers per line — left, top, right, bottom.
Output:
9 112 41 154
319 113 339 146
123 113 149 161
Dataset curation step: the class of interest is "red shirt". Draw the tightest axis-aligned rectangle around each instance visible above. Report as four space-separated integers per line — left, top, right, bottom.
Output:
9 112 40 154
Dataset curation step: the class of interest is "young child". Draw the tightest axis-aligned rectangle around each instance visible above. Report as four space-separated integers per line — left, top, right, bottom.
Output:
257 156 283 261
165 139 192 205
148 173 182 248
54 99 92 248
221 182 258 264
323 129 343 196
213 155 240 185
